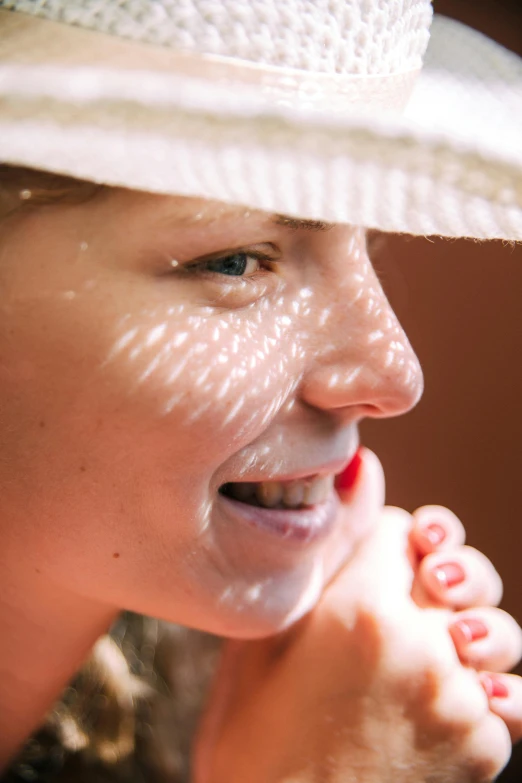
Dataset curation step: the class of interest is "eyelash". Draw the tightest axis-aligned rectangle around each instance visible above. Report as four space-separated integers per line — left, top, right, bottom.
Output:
185 249 277 280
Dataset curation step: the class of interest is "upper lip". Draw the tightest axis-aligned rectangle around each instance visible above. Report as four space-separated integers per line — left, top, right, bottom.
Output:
220 453 359 487
250 456 355 483
216 424 360 488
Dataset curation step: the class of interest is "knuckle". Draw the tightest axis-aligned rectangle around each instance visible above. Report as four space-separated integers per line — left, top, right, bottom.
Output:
413 505 465 537
382 505 412 528
462 545 495 569
459 715 512 782
454 548 503 602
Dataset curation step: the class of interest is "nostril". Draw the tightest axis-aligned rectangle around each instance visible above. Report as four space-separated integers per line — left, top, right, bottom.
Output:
368 366 424 418
299 337 423 419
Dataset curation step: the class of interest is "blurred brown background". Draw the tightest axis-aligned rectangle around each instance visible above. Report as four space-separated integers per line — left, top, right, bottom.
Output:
364 236 522 632
362 1 522 777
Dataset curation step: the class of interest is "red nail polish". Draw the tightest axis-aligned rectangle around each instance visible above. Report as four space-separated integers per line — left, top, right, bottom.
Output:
451 618 488 644
335 449 362 493
481 675 509 700
432 562 466 588
424 523 446 547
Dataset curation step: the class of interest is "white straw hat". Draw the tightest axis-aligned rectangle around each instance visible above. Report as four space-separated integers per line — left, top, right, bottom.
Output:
0 1 521 240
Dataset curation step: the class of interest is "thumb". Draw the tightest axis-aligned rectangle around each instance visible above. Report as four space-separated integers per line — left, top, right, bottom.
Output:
337 446 386 518
328 503 415 613
326 449 416 607
349 505 415 602
322 447 385 583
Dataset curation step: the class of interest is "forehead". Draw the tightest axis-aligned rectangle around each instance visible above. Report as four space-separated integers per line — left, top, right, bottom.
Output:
151 197 333 233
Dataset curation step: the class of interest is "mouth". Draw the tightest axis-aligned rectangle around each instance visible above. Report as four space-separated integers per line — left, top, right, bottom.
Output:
217 454 359 544
220 473 334 510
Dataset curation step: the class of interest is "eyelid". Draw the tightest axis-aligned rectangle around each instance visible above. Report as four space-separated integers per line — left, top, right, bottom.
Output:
185 242 280 270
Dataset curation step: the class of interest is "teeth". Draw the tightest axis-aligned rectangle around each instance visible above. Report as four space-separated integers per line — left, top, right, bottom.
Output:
226 474 335 509
282 481 304 508
255 481 284 508
303 475 334 505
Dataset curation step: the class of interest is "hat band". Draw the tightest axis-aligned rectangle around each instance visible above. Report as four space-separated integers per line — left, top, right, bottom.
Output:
0 9 419 113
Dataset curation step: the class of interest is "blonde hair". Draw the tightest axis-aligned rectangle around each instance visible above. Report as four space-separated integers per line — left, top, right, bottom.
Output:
0 165 221 783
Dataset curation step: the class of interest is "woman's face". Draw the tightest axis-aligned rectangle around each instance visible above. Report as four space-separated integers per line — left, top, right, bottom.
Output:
0 190 422 636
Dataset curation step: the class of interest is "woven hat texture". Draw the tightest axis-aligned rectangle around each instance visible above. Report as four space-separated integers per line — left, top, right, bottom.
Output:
0 0 432 75
0 1 521 240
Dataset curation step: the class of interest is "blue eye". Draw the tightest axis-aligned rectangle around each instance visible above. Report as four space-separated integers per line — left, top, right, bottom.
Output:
205 252 257 277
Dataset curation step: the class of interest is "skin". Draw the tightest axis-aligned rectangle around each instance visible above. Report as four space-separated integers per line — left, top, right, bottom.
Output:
0 190 423 633
195 459 522 783
0 189 520 775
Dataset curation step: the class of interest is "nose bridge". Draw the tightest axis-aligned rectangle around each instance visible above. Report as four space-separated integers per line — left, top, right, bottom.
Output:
302 254 424 418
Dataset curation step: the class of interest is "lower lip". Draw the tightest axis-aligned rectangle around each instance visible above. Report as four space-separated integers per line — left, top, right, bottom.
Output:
218 490 340 545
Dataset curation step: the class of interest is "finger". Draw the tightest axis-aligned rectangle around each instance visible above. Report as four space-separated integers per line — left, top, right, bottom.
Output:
323 447 385 584
433 668 512 779
327 502 414 610
335 447 385 510
460 710 512 782
410 505 466 557
417 545 503 609
480 673 522 743
449 608 522 673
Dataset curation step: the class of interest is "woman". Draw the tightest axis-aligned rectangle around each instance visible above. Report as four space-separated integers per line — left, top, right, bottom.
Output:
1 1 521 781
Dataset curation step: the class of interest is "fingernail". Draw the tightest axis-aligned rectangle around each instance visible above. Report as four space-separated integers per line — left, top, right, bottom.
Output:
432 562 466 588
335 449 362 493
481 674 509 700
451 618 488 644
422 523 446 547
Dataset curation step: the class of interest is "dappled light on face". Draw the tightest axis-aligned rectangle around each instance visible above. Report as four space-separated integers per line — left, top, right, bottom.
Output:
97 222 421 449
100 294 300 444
216 557 323 627
219 580 268 608
108 327 139 358
145 323 167 347
296 226 422 413
196 498 212 536
0 191 427 643
317 308 331 327
344 366 363 385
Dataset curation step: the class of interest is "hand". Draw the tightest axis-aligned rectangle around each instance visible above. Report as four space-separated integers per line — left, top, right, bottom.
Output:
194 450 522 783
410 503 522 741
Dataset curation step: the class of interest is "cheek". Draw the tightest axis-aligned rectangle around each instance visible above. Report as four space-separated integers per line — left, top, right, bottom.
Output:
103 299 306 458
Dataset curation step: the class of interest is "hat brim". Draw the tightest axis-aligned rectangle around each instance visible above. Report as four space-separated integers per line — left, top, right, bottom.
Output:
0 10 521 240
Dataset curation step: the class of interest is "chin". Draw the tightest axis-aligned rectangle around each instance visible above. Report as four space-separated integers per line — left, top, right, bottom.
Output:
197 559 325 639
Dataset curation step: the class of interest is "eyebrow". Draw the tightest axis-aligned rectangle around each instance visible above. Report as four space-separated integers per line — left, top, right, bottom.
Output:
272 214 333 232
157 202 333 232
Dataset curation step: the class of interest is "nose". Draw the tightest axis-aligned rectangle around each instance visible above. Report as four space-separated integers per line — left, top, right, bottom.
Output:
300 266 424 421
